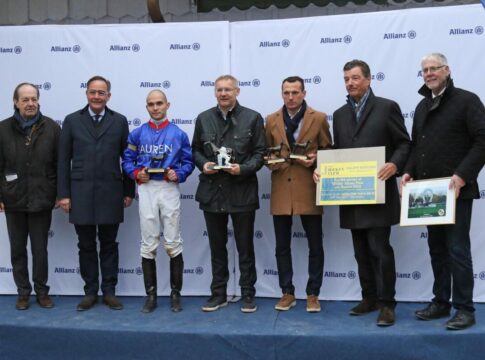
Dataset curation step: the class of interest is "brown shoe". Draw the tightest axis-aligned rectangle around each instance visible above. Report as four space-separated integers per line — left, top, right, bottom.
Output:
16 295 30 310
103 295 123 310
306 295 321 313
377 306 395 326
36 294 54 309
77 295 98 311
349 299 378 316
275 294 296 311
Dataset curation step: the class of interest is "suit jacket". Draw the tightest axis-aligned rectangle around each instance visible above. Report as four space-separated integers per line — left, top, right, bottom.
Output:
57 105 135 224
265 106 332 215
333 90 411 229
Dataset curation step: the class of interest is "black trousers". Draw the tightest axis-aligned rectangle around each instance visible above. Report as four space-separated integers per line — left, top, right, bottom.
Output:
273 214 324 296
74 224 120 296
427 199 474 312
350 226 396 307
5 210 52 296
203 211 257 298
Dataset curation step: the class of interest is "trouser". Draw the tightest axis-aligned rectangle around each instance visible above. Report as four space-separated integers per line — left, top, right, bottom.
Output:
74 224 120 296
203 211 257 298
273 214 324 296
138 180 183 260
5 210 52 296
351 226 396 307
427 199 474 312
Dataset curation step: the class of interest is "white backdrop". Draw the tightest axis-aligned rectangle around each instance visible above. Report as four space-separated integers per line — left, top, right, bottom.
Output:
0 4 484 301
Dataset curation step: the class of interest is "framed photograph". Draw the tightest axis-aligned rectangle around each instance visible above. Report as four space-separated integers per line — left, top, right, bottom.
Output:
400 177 456 226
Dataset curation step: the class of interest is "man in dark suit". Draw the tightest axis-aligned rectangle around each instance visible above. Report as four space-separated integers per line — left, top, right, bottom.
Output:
402 53 485 330
58 75 135 311
316 60 410 326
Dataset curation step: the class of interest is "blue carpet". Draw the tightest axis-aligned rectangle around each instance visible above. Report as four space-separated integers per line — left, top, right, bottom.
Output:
0 296 483 360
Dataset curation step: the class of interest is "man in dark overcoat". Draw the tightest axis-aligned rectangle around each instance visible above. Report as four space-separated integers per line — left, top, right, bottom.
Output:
58 75 135 311
316 60 410 326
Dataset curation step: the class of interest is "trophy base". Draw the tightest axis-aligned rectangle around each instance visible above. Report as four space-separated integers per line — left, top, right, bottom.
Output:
289 155 308 160
146 168 165 173
211 165 232 170
265 158 286 165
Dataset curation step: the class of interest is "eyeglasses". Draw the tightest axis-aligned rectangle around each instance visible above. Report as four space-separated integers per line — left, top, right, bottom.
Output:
87 89 108 97
421 65 446 74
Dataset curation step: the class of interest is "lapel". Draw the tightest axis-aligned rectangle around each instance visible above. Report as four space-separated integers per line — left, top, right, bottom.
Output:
273 110 291 151
295 107 313 143
353 92 375 137
97 110 115 139
80 110 98 139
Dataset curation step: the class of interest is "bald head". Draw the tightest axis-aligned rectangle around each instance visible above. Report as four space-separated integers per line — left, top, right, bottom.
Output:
146 89 170 121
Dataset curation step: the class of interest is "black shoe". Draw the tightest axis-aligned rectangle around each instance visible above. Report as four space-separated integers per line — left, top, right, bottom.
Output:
16 295 30 310
349 299 378 316
103 295 123 310
377 306 395 327
415 302 450 320
142 294 157 313
170 290 182 313
240 296 257 313
446 310 475 330
36 294 54 309
201 296 227 312
77 295 98 311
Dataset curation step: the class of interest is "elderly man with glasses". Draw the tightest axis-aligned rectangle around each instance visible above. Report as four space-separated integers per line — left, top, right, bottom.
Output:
401 53 485 330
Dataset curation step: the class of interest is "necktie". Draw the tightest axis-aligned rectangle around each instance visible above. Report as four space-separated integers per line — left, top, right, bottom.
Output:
94 114 101 124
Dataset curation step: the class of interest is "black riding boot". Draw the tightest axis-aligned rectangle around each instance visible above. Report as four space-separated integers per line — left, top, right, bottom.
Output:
170 254 184 312
141 258 157 313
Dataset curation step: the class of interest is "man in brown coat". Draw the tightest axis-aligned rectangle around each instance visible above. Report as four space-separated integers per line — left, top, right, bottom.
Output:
265 76 332 312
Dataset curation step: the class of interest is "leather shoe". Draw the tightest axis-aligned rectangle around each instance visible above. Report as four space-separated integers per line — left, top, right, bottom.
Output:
103 295 123 310
415 302 450 320
16 295 30 310
36 294 54 308
446 310 475 330
77 295 98 311
349 299 378 316
377 306 395 326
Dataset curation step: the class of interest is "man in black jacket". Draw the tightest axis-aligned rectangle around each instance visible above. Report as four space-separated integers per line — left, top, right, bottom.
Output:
192 75 265 313
402 53 485 330
0 83 60 310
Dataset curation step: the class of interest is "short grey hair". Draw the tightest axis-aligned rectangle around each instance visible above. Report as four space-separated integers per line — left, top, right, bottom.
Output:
421 53 448 67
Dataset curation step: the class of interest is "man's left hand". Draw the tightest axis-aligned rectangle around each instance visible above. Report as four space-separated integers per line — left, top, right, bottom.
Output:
450 174 466 198
378 163 397 181
222 163 241 175
296 153 316 168
124 197 133 208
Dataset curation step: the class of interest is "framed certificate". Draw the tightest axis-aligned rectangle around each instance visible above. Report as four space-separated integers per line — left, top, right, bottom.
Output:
316 147 385 206
400 177 456 226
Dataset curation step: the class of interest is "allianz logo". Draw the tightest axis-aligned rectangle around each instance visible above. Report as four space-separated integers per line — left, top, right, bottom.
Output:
480 190 485 199
402 111 415 119
293 231 307 238
34 82 52 91
474 271 485 280
109 44 140 52
320 35 352 44
259 39 290 48
397 271 421 280
172 118 193 125
118 267 137 274
263 269 279 275
140 81 171 89
383 30 416 40
50 45 81 53
180 194 194 199
239 79 261 87
0 267 13 273
203 229 234 237
184 267 204 275
170 43 200 50
54 267 78 274
450 26 483 36
128 118 142 127
0 46 22 54
324 271 348 278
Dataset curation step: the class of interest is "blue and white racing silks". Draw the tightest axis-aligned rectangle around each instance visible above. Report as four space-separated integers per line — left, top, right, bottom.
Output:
122 120 194 183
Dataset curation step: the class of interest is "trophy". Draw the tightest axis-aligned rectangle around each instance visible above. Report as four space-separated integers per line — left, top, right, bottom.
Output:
205 142 234 170
289 140 311 160
145 154 167 174
264 143 287 165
